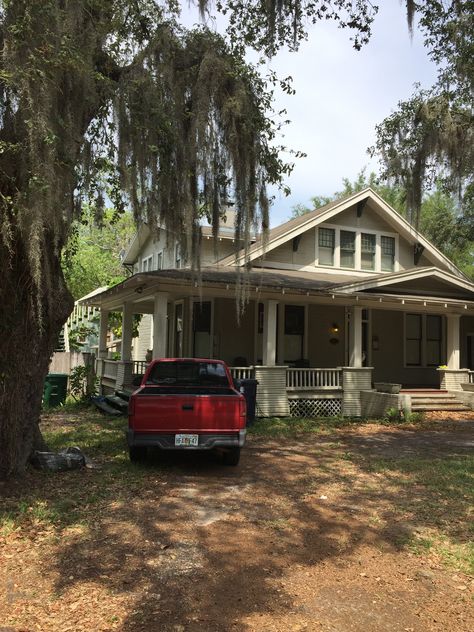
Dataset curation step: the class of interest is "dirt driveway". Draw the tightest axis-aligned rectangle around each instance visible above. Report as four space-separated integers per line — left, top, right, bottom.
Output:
1 417 473 631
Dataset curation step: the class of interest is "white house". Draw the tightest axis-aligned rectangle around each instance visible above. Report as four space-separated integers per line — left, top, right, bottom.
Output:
83 189 474 417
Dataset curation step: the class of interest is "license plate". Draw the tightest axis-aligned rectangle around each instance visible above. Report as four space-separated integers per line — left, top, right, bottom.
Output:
175 434 199 447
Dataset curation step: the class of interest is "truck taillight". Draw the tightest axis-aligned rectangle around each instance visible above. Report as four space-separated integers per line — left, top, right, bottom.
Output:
240 397 247 418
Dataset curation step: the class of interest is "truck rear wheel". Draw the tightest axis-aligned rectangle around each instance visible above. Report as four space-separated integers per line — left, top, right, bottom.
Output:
223 447 240 466
129 446 147 463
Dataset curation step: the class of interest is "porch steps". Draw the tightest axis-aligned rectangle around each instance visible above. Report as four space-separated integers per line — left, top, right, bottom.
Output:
104 393 129 415
401 390 471 412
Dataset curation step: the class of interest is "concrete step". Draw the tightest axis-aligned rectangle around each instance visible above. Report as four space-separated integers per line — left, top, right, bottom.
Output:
412 404 470 411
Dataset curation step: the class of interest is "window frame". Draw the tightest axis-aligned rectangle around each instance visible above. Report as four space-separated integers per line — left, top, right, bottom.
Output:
315 223 399 273
403 313 445 368
141 254 154 272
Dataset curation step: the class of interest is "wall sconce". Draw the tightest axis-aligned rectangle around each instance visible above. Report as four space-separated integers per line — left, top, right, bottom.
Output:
329 322 340 345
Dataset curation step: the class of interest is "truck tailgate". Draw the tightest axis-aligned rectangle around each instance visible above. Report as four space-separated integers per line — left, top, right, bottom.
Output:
130 389 244 433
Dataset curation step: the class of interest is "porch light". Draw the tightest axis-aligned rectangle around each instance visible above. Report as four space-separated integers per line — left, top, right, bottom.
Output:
331 323 339 334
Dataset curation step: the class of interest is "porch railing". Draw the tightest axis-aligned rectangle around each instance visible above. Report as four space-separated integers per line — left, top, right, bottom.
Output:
102 359 119 381
133 360 149 375
286 367 342 390
229 366 255 380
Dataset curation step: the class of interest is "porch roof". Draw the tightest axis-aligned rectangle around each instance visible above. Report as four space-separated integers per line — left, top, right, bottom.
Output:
81 266 474 315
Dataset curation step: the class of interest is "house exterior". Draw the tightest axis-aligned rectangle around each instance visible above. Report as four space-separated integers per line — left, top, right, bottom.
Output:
83 188 474 416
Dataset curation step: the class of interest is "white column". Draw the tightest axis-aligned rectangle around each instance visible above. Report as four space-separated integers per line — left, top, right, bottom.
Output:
263 300 278 366
121 302 134 362
98 309 109 359
277 303 285 364
349 306 363 368
446 314 461 369
153 292 169 360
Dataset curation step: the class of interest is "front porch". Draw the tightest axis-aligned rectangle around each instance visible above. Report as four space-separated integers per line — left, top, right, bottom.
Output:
84 268 474 418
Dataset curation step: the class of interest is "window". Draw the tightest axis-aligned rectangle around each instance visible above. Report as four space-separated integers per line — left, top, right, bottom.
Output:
426 315 442 366
157 251 163 270
340 230 355 268
381 236 395 271
406 314 422 366
318 228 335 266
175 245 181 269
361 233 376 270
142 255 153 272
405 314 444 367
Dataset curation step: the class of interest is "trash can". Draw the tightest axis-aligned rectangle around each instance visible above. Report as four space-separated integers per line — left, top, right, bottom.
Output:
43 373 69 408
235 379 258 425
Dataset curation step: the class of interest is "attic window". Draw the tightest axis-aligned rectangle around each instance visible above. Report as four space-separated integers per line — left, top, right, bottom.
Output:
361 233 376 270
340 230 355 268
318 228 335 266
381 236 395 271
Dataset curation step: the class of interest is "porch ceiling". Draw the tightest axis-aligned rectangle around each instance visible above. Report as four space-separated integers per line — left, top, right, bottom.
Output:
80 266 474 314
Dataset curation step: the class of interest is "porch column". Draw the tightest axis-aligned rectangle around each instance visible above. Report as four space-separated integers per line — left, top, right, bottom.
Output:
153 292 169 360
446 314 461 369
263 300 278 366
121 302 134 362
98 309 109 359
349 306 363 367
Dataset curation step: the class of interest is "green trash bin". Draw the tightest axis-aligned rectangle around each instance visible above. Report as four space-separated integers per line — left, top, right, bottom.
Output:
43 373 69 408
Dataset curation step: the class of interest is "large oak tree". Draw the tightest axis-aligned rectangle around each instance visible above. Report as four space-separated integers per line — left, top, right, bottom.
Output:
0 0 376 477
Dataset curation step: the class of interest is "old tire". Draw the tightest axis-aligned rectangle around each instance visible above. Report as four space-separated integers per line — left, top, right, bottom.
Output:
129 446 147 463
223 447 240 466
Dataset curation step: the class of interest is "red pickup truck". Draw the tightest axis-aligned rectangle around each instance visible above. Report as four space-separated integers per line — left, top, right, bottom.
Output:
127 358 247 465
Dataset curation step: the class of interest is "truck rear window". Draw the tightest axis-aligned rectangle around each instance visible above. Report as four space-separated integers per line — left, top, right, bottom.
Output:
146 362 230 387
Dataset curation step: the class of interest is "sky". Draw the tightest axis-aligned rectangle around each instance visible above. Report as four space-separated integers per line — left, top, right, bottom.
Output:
181 3 438 226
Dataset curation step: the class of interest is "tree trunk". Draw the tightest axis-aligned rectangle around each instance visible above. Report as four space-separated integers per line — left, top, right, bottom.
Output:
0 232 73 479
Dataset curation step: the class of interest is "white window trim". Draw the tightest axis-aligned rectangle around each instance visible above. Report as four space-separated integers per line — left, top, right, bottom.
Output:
403 313 446 369
157 250 164 270
141 254 153 272
315 223 399 273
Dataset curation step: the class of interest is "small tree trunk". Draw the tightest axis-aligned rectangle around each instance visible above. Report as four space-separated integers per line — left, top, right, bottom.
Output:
0 235 73 479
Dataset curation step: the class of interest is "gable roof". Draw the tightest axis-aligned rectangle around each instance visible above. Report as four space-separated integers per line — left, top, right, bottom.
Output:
332 267 474 301
217 188 468 279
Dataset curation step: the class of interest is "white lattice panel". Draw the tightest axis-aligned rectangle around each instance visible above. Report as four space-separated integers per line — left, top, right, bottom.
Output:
289 398 342 418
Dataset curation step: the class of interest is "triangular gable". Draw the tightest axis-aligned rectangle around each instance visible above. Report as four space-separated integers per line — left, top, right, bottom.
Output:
218 188 467 279
332 267 474 300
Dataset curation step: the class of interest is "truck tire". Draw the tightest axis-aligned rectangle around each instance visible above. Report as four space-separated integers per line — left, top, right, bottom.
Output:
129 446 147 462
223 447 240 466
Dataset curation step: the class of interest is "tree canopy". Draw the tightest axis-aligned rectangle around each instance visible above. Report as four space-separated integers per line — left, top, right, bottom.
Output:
370 1 474 227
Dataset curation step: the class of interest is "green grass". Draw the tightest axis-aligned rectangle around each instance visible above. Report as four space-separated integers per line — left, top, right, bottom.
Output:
248 416 358 437
369 455 474 574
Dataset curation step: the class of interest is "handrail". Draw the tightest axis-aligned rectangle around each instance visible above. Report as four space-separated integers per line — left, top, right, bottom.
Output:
229 366 255 380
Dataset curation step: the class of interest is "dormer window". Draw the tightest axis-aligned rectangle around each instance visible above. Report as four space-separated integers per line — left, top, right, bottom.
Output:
340 230 355 268
316 224 398 272
318 228 335 266
142 255 153 272
361 233 376 270
175 245 182 269
381 236 395 271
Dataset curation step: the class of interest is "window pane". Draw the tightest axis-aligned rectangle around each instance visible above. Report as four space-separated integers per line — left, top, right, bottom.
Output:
285 305 304 335
406 340 421 365
426 315 441 340
340 230 355 268
406 314 422 339
381 236 395 271
361 233 375 270
319 228 335 248
426 340 441 366
318 228 335 266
